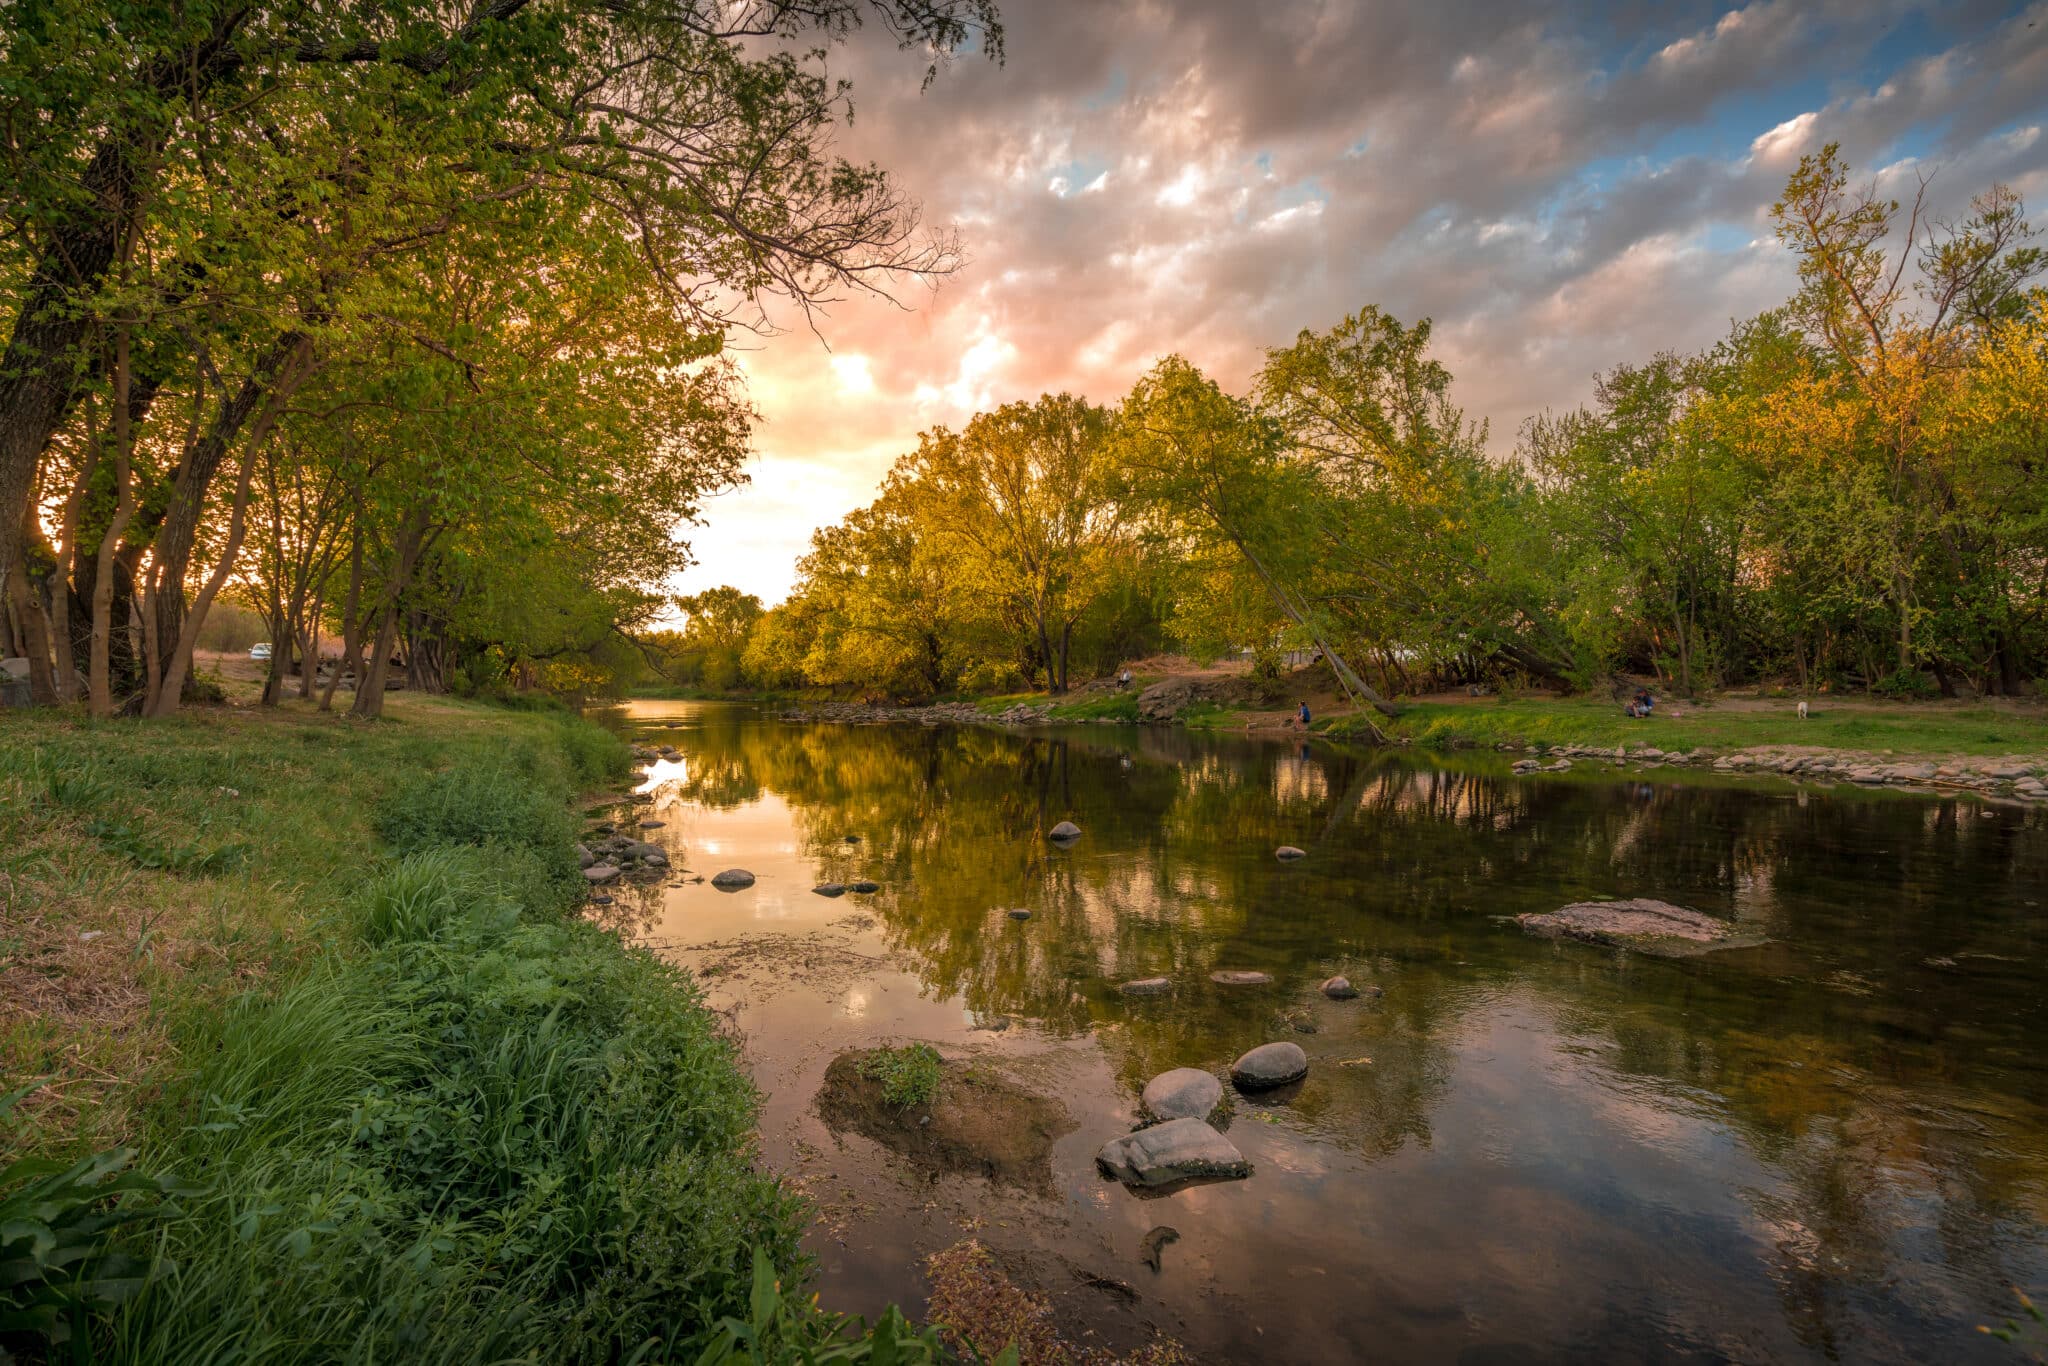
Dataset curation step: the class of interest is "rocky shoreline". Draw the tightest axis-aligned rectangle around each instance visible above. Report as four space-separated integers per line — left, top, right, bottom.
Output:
1505 740 2045 802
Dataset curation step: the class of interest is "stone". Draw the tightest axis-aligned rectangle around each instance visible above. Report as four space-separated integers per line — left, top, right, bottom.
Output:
1007 907 1033 920
1209 970 1272 986
583 863 620 885
1517 898 1762 957
1275 846 1307 860
576 843 596 869
1119 977 1173 996
845 834 862 843
1096 1118 1250 1188
589 894 614 906
850 880 881 893
813 883 848 897
1320 975 1359 999
1049 820 1082 841
638 819 666 829
1231 1042 1310 1090
710 869 756 889
1141 1068 1223 1122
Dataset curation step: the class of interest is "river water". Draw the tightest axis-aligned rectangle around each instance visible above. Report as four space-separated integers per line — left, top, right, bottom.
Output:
586 700 2048 1364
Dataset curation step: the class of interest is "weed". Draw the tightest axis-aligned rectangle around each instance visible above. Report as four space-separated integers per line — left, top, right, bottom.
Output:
856 1045 943 1110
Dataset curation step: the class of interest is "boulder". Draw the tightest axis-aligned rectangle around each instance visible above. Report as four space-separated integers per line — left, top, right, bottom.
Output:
583 863 621 885
813 883 848 897
850 880 882 893
1275 846 1306 861
638 819 666 829
1135 677 1200 723
1141 1068 1223 1123
1006 907 1033 920
1119 977 1173 996
844 834 862 844
1096 1118 1250 1188
710 869 756 889
1320 975 1359 999
1208 970 1272 986
1517 898 1762 957
576 843 596 869
1231 1042 1309 1090
1049 820 1082 842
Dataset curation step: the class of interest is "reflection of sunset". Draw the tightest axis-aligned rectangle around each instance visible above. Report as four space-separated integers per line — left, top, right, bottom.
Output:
594 699 2048 1362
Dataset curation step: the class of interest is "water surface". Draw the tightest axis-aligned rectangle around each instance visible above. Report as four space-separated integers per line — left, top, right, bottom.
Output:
587 701 2048 1364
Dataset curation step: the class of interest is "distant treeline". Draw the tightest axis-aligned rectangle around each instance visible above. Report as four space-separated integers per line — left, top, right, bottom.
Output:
649 146 2048 708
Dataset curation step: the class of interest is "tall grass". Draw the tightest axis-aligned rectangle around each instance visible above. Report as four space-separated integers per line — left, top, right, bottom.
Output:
2 701 829 1362
115 848 802 1364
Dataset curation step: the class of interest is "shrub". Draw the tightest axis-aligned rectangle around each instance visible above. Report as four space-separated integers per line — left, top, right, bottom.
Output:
376 763 580 908
1870 668 1937 700
856 1045 943 1110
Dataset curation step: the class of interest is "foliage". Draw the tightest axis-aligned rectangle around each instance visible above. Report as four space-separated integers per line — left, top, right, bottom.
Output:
855 1045 944 1110
0 1090 189 1359
691 1247 949 1364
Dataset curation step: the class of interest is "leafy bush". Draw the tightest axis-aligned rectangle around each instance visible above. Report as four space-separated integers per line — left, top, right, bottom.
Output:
856 1045 943 1110
1 1089 189 1360
692 1247 947 1364
1870 668 1937 700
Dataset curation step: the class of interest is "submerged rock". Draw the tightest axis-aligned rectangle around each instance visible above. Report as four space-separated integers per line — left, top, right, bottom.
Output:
1096 1117 1250 1189
710 869 757 889
849 880 881 893
583 863 621 885
1320 975 1359 999
1141 1068 1223 1122
813 883 847 897
1119 977 1173 996
1007 907 1033 920
1209 970 1272 986
1517 898 1761 957
1275 846 1307 861
844 834 862 843
1049 820 1082 842
1232 1042 1310 1090
818 1049 1075 1189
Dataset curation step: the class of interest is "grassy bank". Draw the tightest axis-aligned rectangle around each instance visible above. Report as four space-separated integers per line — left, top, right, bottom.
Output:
1327 695 2048 758
0 697 925 1362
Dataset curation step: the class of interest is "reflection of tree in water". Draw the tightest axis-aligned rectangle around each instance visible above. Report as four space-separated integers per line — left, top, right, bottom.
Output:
638 711 2048 1316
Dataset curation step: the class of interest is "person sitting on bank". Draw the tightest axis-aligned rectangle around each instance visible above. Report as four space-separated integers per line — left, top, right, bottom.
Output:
1297 699 1312 729
1117 669 1132 691
1625 688 1654 718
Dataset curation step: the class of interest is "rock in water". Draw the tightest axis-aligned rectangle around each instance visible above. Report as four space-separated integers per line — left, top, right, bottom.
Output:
1119 977 1172 996
1275 846 1307 860
1096 1118 1251 1188
1049 820 1082 842
1516 898 1761 957
1007 907 1033 920
1231 1042 1310 1090
583 863 621 885
844 834 862 843
813 883 847 897
709 869 756 890
1209 970 1272 986
1141 1068 1223 1122
850 880 881 893
1321 975 1359 999
638 820 665 829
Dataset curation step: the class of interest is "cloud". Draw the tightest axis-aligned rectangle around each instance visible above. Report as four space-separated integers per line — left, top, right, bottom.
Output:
672 0 2048 604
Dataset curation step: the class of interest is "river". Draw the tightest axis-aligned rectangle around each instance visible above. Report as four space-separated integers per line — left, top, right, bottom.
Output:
585 699 2048 1364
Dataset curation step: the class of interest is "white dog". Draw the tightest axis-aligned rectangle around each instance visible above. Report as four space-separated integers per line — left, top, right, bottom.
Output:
1797 700 1808 720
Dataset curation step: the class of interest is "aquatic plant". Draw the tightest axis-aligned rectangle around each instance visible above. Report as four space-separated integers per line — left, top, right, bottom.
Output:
856 1044 944 1110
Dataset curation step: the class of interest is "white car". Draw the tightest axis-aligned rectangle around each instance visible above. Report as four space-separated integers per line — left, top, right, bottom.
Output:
249 643 273 661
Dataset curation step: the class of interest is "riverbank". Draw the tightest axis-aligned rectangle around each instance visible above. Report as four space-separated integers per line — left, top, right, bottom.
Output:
774 690 2048 801
0 697 904 1361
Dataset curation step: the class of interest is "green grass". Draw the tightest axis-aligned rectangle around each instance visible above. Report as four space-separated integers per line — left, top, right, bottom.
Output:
0 695 875 1363
1328 695 2048 757
1046 692 1140 722
856 1044 944 1110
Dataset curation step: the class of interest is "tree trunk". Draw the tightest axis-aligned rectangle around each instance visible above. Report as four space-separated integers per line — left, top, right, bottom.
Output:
146 332 311 684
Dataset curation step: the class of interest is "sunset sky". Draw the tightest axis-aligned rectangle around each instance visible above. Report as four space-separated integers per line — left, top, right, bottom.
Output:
675 0 2048 605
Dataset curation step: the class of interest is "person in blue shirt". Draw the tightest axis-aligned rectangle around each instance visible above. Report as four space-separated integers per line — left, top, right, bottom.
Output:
1297 700 1311 729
